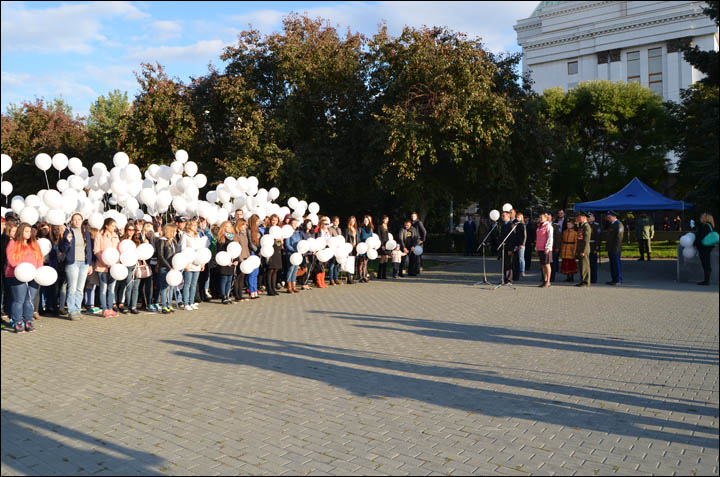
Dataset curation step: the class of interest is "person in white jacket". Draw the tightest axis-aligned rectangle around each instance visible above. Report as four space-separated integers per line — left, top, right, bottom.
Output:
181 219 209 310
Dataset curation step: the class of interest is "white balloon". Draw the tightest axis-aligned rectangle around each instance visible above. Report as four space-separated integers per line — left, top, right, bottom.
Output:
367 249 378 260
308 202 320 214
288 197 299 209
68 175 85 191
52 153 69 171
119 239 136 254
194 248 212 265
269 225 282 240
89 212 104 230
113 152 130 168
193 173 207 189
46 209 65 226
356 242 369 255
172 252 190 270
35 153 52 171
11 198 25 215
170 161 184 175
165 269 183 287
260 246 274 258
68 157 83 174
682 246 697 259
110 263 129 281
42 189 62 208
215 251 231 267
239 259 254 274
184 161 198 177
489 209 500 221
679 233 695 249
227 242 242 259
268 187 280 201
56 179 69 192
14 262 37 283
137 243 154 260
19 207 39 225
308 214 319 226
290 252 303 266
317 248 333 263
175 149 189 163
92 162 108 177
260 234 274 249
281 224 294 239
120 249 138 267
413 245 424 255
1 181 12 196
385 239 397 251
297 240 310 254
101 248 120 266
34 265 58 286
1 154 11 174
38 238 52 256
502 203 513 212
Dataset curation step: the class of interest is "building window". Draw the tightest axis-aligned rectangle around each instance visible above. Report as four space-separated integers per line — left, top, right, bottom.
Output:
648 47 663 96
568 61 578 75
626 51 640 83
597 51 608 64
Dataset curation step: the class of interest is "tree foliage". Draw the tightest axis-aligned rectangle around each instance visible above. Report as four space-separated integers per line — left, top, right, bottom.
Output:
86 89 131 166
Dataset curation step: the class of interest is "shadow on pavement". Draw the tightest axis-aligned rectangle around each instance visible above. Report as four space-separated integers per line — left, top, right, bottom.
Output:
310 311 718 366
1 409 164 475
160 333 719 449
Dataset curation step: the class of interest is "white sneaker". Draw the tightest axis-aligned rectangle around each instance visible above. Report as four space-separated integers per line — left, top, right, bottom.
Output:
184 305 193 311
191 303 199 310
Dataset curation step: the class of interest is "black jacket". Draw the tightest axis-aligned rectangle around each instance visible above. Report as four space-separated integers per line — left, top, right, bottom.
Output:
412 220 427 243
695 222 714 252
606 220 624 255
157 238 176 270
500 221 518 251
216 239 237 276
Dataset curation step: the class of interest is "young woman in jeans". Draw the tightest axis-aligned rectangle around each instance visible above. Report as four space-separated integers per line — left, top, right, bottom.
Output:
358 215 374 282
246 215 262 299
157 223 177 313
181 219 207 310
59 213 93 320
284 218 301 293
93 218 120 318
215 221 239 304
232 219 250 302
5 223 44 333
118 222 142 314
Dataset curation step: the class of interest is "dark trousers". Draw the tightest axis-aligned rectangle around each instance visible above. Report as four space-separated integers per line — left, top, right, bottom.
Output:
638 239 651 259
511 250 520 281
609 253 622 283
233 270 246 300
393 263 400 277
465 236 475 256
524 245 533 270
589 252 598 283
198 267 210 300
409 254 420 276
550 251 560 282
699 248 712 280
265 269 278 295
503 251 514 283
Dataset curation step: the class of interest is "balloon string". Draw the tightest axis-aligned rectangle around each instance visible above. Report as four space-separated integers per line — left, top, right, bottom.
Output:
43 171 50 189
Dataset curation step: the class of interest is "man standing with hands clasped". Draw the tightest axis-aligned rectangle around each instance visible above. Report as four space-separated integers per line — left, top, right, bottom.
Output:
575 212 591 288
636 212 655 261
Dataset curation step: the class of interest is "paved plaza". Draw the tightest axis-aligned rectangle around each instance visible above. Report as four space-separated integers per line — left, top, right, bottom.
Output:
1 257 718 476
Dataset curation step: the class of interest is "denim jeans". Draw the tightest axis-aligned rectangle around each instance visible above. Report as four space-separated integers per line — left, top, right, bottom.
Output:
116 266 135 307
158 268 171 308
65 262 89 314
286 264 298 284
328 259 339 281
183 271 200 305
84 285 96 307
9 278 39 325
140 277 153 307
248 267 259 293
518 246 526 274
218 274 233 298
98 271 116 311
55 270 67 313
39 284 57 312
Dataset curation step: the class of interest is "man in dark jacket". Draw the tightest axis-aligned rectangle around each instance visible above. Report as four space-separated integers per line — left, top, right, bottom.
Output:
588 213 601 283
463 216 477 256
605 211 624 285
398 220 418 278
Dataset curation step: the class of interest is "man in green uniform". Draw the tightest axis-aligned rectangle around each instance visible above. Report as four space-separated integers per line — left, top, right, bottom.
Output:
588 213 600 283
575 212 591 287
635 213 655 261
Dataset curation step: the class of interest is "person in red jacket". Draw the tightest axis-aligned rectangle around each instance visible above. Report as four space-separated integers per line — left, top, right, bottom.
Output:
5 223 44 333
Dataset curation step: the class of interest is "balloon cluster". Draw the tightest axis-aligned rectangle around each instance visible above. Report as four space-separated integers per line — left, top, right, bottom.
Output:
0 149 395 286
679 232 697 259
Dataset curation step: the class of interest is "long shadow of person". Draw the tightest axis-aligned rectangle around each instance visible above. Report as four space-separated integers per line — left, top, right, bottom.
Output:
1 409 165 475
160 333 719 450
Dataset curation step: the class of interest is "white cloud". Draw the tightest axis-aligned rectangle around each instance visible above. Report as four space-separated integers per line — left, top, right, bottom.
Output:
150 20 183 42
226 1 536 53
1 70 98 117
129 40 225 64
1 1 149 54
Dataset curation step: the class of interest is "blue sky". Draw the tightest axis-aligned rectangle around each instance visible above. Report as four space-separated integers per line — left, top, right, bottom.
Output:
1 1 537 118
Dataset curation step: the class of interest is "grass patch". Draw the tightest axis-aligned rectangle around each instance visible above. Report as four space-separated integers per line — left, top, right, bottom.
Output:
617 240 678 258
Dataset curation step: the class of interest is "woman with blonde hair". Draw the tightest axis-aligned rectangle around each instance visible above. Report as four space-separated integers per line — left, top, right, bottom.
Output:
181 219 206 310
5 223 44 333
215 220 238 304
695 213 717 285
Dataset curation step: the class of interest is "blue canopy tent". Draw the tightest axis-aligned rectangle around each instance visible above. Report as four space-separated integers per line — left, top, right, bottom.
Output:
573 177 692 211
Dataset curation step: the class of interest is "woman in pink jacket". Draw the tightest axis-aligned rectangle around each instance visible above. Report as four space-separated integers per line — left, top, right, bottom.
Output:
93 218 120 317
5 223 44 333
535 213 554 288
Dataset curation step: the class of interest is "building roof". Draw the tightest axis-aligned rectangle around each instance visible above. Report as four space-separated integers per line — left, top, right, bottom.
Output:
530 1 569 17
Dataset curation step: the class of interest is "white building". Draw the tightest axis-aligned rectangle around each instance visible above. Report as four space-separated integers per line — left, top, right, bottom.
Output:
514 1 719 102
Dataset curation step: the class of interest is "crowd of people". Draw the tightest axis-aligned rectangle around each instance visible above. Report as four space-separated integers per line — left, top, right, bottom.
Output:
466 208 717 288
0 210 427 334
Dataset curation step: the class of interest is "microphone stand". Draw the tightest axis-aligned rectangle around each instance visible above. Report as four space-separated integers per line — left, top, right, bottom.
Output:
493 222 519 291
473 223 497 286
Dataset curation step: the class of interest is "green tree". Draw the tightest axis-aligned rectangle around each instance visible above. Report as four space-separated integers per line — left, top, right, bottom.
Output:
368 25 515 227
541 81 676 208
119 63 197 169
1 98 88 196
86 89 131 166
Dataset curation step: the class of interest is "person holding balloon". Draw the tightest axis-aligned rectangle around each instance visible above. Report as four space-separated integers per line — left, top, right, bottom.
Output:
118 222 142 314
232 218 250 302
181 219 206 310
264 214 283 296
93 218 120 318
246 215 263 299
157 223 178 313
215 221 239 304
343 216 359 284
5 223 44 333
357 216 374 283
1 217 19 323
59 213 93 320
